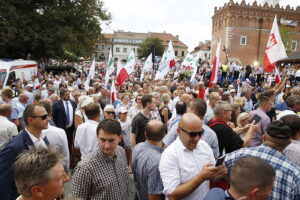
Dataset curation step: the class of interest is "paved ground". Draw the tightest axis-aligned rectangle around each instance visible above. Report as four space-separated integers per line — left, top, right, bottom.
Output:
64 173 136 199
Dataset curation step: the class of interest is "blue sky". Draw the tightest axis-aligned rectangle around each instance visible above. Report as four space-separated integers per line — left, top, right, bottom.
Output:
101 0 300 51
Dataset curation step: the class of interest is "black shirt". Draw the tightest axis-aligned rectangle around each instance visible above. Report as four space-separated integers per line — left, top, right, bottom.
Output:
131 112 149 144
207 119 243 155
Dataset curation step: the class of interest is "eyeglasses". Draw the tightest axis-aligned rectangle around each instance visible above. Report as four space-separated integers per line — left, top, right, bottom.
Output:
106 111 115 115
179 127 204 138
31 114 48 120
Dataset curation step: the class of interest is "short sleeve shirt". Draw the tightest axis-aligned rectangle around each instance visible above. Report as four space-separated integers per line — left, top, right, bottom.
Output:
131 112 149 144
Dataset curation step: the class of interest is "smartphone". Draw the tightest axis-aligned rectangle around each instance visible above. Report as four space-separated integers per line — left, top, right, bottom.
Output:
250 114 262 124
215 155 226 166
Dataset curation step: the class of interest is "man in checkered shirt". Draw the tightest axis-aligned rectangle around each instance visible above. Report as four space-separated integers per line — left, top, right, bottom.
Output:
71 119 128 200
224 120 300 200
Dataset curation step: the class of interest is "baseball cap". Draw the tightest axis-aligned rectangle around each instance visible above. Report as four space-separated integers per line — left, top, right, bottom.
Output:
266 120 292 139
118 107 128 114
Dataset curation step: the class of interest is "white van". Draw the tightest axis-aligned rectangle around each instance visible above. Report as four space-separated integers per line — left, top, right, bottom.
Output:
0 60 38 86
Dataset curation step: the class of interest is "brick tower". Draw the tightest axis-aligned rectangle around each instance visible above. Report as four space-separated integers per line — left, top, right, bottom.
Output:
211 0 300 66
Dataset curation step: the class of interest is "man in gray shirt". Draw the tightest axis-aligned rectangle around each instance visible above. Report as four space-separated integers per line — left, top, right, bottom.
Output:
132 120 165 200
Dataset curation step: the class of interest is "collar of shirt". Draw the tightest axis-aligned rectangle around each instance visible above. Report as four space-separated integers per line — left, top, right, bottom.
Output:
175 137 193 152
291 139 300 145
26 128 46 147
86 119 99 125
257 107 266 114
145 141 164 153
96 147 118 162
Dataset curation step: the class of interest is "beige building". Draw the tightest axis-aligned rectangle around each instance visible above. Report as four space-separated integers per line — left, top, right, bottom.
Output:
94 31 188 62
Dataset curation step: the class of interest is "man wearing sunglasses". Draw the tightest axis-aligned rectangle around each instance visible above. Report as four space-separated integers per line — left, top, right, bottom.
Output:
159 113 226 200
0 104 50 199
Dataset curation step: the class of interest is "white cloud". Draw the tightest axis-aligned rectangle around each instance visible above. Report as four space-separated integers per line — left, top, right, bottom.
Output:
102 0 300 51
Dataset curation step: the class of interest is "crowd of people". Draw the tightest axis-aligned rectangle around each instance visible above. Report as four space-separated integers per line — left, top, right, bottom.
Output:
0 60 299 200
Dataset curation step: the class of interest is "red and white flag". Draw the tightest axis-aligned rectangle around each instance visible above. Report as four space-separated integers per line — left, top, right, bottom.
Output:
209 40 221 88
155 40 175 80
116 50 136 86
263 15 287 72
116 60 123 77
275 66 281 84
110 79 117 104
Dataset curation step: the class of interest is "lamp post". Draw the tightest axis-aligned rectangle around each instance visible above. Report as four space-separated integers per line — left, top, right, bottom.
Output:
257 18 264 61
151 43 156 70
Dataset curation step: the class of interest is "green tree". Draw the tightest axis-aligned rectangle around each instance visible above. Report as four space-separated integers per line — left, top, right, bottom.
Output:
137 37 164 59
0 0 110 60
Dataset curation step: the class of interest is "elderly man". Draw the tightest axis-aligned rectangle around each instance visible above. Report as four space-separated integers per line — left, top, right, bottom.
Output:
159 113 226 200
203 92 221 124
72 119 128 199
207 101 258 155
0 104 50 199
132 120 165 200
224 120 300 200
103 104 116 119
277 95 300 119
13 147 69 200
0 104 18 151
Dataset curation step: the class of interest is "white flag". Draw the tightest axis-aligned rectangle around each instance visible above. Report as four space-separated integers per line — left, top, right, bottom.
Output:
105 49 114 86
190 54 200 83
85 58 95 91
155 40 175 80
181 53 195 70
209 40 221 88
140 53 153 81
264 15 287 72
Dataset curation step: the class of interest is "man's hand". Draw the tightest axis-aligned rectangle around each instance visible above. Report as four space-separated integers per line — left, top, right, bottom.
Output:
198 163 223 181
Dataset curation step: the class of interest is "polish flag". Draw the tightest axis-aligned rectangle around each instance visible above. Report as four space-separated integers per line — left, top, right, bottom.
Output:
209 40 221 88
263 15 287 72
275 66 281 84
116 60 123 77
155 40 175 80
110 79 117 104
116 50 136 86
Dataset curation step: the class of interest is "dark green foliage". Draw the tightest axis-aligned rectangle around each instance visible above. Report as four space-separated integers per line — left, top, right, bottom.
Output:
137 37 164 59
0 0 110 60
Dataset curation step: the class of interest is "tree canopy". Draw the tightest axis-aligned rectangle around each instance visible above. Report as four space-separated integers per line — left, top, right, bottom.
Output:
0 0 110 60
137 37 164 59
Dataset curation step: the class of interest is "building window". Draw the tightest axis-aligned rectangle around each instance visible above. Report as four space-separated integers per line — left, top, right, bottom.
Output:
132 48 135 52
100 52 105 57
175 50 178 56
123 48 127 53
240 36 247 46
101 45 104 49
116 47 120 53
95 44 98 49
291 40 297 51
181 51 185 57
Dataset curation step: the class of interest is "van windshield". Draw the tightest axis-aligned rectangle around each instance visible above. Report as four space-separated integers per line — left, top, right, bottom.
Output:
0 72 7 83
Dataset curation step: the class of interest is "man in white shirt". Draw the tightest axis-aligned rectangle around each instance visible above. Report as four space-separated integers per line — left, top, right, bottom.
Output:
39 100 70 170
159 113 226 200
0 104 18 151
74 103 100 159
203 92 221 124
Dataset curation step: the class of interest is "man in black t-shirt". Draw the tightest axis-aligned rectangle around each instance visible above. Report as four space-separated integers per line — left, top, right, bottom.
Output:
207 101 257 155
131 94 157 147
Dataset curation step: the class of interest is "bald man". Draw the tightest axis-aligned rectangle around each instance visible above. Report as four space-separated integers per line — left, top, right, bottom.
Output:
132 120 165 200
0 104 18 151
159 113 226 200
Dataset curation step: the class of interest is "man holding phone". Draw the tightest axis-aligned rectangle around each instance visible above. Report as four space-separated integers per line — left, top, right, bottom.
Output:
159 113 226 200
250 96 272 147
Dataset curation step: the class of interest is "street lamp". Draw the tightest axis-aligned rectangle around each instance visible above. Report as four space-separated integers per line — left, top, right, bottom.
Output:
257 18 264 61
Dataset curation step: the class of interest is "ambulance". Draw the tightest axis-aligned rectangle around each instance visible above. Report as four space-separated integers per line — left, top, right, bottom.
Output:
0 60 38 86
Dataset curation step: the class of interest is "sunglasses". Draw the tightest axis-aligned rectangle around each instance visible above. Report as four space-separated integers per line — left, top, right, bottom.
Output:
32 114 48 120
179 127 204 138
106 111 115 115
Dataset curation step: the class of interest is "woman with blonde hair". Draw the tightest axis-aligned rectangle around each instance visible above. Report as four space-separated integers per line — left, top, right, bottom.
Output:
234 97 246 113
235 112 252 138
159 93 172 128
